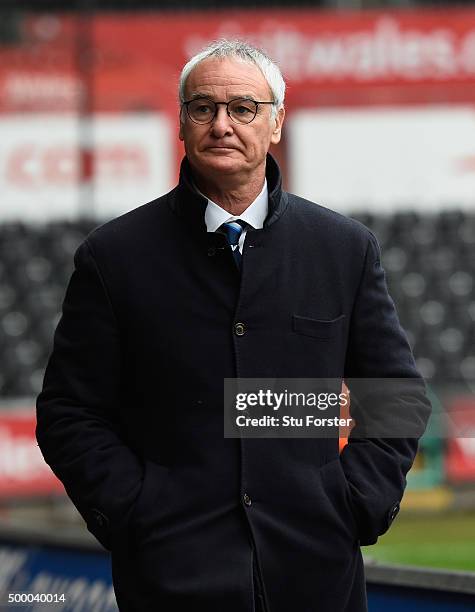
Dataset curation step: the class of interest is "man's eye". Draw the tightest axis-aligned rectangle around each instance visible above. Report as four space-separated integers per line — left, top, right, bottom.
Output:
234 105 253 115
195 104 212 113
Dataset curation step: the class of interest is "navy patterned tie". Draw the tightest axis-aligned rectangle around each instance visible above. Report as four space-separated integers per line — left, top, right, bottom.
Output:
218 220 247 269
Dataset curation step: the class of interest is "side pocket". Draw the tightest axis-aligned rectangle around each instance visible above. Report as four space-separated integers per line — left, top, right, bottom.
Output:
126 460 171 546
318 458 359 540
292 314 345 339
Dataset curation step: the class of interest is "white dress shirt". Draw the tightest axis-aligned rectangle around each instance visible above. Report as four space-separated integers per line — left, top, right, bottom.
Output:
200 180 268 254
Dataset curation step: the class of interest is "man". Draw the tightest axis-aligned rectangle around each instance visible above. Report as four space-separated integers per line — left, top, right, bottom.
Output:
36 40 431 612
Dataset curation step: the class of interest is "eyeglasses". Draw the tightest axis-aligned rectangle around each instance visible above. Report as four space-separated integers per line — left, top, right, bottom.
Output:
182 97 275 125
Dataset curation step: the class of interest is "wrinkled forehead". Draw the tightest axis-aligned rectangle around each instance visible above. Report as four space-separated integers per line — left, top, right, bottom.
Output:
184 56 271 100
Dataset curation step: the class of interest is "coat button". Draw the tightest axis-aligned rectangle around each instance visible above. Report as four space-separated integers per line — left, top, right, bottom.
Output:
207 247 216 256
243 493 252 506
387 502 400 525
234 322 246 336
91 508 109 528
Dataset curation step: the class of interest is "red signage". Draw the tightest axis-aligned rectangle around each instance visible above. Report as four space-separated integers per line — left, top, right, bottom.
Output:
2 9 475 114
0 408 64 497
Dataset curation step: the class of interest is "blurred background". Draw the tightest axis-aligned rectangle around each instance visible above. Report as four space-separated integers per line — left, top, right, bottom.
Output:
0 0 474 610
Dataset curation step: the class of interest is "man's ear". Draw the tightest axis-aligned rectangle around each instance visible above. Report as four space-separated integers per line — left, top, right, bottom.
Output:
179 112 184 141
270 106 285 145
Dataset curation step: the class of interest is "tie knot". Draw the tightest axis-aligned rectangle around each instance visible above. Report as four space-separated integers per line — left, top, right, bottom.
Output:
218 220 247 246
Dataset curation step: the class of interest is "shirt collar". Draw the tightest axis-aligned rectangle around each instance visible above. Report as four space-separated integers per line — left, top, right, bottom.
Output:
171 154 288 233
198 180 268 233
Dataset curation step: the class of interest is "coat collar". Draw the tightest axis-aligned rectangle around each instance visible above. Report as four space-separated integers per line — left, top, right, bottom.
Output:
170 153 288 232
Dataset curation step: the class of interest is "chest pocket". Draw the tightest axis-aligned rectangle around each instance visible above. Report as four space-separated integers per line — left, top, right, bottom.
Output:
292 314 345 340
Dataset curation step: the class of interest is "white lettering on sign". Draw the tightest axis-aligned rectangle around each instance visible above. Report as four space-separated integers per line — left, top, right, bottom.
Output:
3 73 83 108
186 17 475 82
0 114 173 222
27 574 117 612
0 548 28 593
0 426 50 481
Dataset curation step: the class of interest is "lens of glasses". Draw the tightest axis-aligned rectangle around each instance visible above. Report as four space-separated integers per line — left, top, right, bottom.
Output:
187 98 258 124
228 99 258 124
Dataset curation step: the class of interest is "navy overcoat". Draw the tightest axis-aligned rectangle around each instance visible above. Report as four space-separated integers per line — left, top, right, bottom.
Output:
36 154 431 612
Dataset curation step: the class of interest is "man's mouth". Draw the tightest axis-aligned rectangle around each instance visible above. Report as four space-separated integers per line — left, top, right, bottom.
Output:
207 146 237 151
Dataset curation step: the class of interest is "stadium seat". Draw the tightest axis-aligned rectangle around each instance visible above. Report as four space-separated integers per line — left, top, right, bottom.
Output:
0 212 474 397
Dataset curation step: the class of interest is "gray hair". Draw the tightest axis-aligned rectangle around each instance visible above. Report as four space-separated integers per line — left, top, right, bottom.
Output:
178 39 286 117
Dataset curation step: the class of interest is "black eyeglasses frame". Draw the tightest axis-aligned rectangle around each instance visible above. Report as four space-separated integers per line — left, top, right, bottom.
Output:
181 97 276 125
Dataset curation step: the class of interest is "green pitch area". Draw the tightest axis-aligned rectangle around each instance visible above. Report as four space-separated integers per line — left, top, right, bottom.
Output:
364 511 475 572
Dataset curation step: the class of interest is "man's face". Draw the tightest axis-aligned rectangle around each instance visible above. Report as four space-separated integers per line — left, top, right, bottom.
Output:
179 56 285 181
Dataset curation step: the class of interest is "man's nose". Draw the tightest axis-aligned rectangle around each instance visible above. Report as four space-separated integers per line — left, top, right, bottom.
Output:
210 105 234 137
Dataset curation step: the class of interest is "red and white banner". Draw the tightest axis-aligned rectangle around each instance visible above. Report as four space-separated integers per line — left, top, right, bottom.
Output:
2 9 475 217
0 408 64 498
0 114 173 220
288 105 475 211
446 398 475 483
